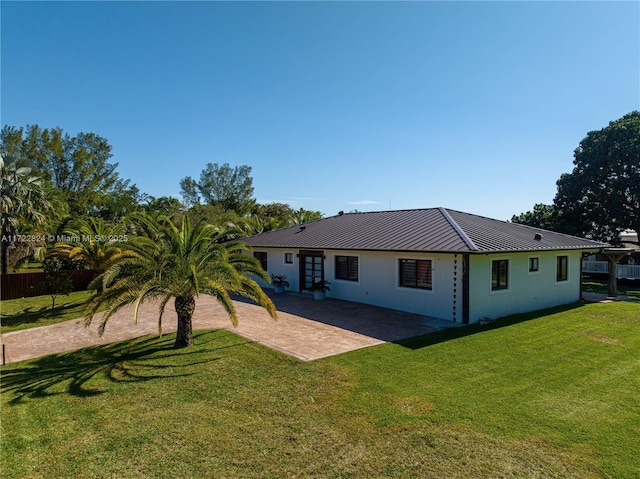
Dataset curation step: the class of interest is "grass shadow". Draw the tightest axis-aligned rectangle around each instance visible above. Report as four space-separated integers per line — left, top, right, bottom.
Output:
0 300 85 329
1 330 250 404
395 301 588 350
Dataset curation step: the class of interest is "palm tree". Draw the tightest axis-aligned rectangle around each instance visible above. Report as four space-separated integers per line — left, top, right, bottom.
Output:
85 213 277 348
238 214 286 237
51 217 126 275
0 154 53 274
288 208 323 226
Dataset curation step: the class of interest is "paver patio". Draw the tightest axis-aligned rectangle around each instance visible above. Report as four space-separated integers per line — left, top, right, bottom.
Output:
1 292 461 364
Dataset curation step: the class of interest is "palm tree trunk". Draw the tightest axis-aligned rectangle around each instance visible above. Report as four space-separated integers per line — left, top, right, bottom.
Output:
174 295 195 348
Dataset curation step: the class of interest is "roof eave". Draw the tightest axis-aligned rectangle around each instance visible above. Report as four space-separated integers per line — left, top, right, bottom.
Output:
245 244 607 254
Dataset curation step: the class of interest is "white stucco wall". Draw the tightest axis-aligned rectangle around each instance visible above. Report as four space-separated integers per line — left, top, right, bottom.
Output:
467 251 583 322
328 250 461 320
255 248 585 324
255 248 460 321
252 249 300 290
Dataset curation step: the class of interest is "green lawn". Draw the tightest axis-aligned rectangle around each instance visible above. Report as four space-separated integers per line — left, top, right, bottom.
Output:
0 290 98 333
1 301 639 478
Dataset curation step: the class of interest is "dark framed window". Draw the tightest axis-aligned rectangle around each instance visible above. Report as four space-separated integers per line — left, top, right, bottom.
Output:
399 259 432 290
491 259 509 291
529 257 539 272
284 252 293 264
254 251 268 271
335 255 358 281
557 255 568 281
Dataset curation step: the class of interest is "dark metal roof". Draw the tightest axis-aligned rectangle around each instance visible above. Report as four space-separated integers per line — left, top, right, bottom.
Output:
445 209 609 252
243 208 609 253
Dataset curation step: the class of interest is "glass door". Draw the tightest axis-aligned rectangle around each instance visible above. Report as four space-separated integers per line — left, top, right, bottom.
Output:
299 251 324 291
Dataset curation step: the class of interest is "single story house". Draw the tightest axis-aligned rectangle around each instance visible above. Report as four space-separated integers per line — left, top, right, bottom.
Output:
243 208 609 324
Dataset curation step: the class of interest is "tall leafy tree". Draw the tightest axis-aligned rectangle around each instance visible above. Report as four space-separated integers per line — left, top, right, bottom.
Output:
97 183 145 222
511 203 558 230
180 162 255 215
252 202 295 222
178 177 200 208
185 204 241 230
0 155 53 274
143 196 185 221
0 125 142 218
553 111 640 244
85 213 277 348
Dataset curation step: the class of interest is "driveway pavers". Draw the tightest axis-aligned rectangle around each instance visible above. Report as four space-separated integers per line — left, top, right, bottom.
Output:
1 292 462 364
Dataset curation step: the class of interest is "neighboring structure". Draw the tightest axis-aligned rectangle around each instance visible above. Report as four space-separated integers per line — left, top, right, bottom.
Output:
244 208 609 324
620 229 639 246
582 229 639 281
583 257 640 280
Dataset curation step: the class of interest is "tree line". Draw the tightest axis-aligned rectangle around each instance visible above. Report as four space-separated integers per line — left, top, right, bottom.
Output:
511 111 640 246
0 124 322 274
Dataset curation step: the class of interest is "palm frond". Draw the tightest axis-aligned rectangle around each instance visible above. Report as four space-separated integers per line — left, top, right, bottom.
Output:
132 284 163 325
236 275 278 320
202 279 239 327
157 294 174 336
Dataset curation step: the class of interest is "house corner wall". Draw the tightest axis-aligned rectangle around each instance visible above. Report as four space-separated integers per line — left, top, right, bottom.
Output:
468 251 583 322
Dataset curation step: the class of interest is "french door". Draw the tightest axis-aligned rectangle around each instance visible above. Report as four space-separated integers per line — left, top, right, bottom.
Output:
299 250 324 291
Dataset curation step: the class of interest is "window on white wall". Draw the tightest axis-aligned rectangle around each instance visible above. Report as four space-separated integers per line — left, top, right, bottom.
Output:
335 255 358 281
491 259 509 291
556 255 568 281
284 252 293 264
529 257 539 273
399 259 432 290
254 252 267 271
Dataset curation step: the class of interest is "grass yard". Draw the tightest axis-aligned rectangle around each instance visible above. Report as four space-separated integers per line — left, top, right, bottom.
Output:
0 290 99 333
1 301 639 478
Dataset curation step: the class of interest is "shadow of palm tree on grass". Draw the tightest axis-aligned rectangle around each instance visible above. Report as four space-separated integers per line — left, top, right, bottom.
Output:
1 300 85 329
1 330 252 404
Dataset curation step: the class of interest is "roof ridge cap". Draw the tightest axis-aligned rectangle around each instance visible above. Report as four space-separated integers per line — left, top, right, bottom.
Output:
439 207 479 252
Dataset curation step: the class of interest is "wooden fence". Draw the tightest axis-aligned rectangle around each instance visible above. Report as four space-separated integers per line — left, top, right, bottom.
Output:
0 270 97 300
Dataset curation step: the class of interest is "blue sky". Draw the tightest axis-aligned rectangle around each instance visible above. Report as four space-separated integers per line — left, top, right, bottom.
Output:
2 1 638 220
